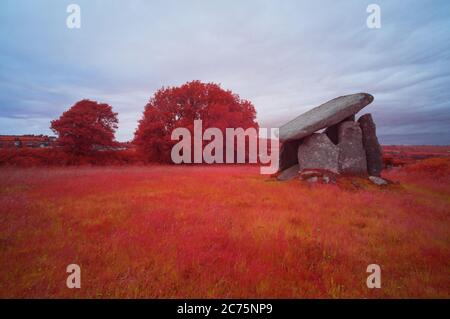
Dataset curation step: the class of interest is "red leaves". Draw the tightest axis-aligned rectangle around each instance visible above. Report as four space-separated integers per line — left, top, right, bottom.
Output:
5 81 260 165
134 81 259 162
51 99 119 156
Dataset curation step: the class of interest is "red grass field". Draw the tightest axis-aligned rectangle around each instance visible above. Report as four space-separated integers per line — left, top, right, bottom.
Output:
0 156 449 298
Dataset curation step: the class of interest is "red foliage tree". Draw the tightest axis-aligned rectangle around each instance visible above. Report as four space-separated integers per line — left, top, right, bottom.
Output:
51 99 118 156
134 81 258 162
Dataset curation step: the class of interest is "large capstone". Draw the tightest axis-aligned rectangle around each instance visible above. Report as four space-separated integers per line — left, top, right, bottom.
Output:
297 133 339 174
277 164 299 181
337 121 367 175
279 93 373 143
358 113 383 176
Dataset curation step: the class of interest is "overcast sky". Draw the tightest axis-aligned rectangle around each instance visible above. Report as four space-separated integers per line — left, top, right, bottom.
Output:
0 0 449 144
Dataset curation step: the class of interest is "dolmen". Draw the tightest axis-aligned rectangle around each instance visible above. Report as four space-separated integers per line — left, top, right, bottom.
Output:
277 93 385 184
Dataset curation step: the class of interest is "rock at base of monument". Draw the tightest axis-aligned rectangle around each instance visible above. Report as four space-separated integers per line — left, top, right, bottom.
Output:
279 140 302 172
337 121 368 175
297 133 339 174
325 115 356 145
369 176 389 186
299 169 337 184
277 164 299 181
306 176 318 183
358 113 383 176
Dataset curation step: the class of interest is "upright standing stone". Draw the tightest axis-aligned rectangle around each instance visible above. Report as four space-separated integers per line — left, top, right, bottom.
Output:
337 121 367 175
358 113 383 176
325 115 356 145
297 133 339 173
